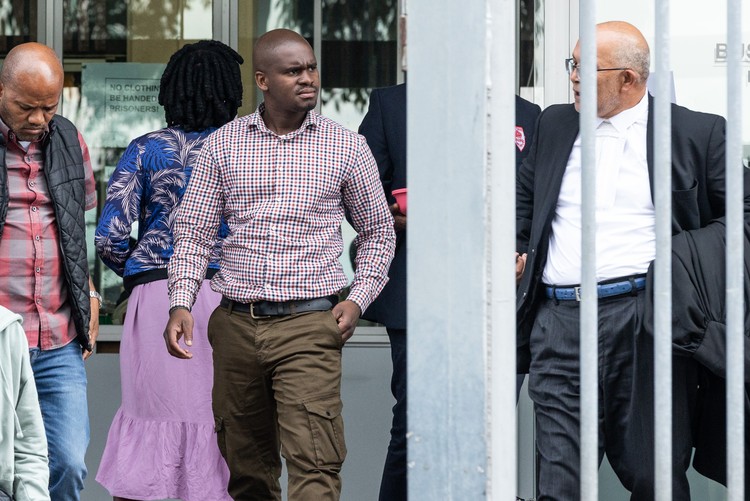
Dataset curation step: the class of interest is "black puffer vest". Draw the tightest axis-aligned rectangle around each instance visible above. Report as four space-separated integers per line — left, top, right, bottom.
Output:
0 115 92 349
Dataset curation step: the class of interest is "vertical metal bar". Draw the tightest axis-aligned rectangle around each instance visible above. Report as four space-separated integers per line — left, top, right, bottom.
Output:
396 0 405 85
37 0 50 49
578 2 597 500
488 0 517 498
543 0 573 106
653 2 673 500
37 0 62 58
36 0 46 45
228 0 238 50
313 0 322 114
38 0 63 110
726 0 745 499
408 1 489 498
514 0 520 91
212 0 230 45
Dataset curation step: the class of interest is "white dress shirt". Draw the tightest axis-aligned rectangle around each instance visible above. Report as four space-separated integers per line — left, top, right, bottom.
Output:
542 92 654 285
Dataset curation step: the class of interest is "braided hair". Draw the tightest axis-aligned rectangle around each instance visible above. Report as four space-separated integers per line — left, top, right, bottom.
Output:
158 40 244 132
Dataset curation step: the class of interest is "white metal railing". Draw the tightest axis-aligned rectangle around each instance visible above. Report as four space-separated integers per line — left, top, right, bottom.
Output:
410 1 746 498
577 2 746 500
653 2 674 500
725 0 745 499
578 2 599 499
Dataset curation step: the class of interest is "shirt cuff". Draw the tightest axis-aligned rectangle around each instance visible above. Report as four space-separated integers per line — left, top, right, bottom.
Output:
169 289 195 311
345 288 370 314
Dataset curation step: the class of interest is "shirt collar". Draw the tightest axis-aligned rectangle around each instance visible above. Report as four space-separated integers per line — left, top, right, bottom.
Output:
597 91 648 133
0 116 49 147
248 102 319 138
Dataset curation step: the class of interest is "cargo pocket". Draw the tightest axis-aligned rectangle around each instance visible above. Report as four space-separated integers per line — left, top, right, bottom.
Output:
303 395 347 467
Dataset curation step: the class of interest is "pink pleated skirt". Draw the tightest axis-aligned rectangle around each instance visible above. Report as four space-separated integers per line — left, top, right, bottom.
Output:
96 279 231 501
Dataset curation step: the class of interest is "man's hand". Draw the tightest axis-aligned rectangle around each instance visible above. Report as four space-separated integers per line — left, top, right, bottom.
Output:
332 300 361 343
389 203 406 232
516 252 527 285
84 294 100 360
163 308 195 359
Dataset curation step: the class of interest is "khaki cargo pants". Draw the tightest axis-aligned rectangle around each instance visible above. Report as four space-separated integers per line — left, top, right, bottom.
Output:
208 305 347 501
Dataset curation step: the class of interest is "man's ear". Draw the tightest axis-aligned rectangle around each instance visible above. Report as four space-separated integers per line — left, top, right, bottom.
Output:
255 71 268 91
621 69 640 90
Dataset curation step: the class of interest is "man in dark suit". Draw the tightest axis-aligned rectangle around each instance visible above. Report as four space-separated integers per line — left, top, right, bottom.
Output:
516 21 749 500
360 83 540 501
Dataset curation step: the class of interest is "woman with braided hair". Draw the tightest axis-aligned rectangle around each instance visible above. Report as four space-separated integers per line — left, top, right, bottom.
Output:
94 40 243 501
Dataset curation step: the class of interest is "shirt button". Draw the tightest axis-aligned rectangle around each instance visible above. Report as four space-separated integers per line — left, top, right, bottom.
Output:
31 206 37 212
34 235 40 241
28 181 35 187
35 298 41 304
35 267 40 273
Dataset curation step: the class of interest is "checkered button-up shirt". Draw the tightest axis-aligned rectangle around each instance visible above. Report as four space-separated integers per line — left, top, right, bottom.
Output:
168 106 396 312
0 118 97 350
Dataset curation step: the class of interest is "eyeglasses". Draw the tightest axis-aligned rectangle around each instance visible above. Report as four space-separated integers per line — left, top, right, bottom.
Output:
564 58 629 77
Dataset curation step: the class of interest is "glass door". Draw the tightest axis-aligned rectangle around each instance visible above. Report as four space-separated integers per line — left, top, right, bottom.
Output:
60 0 214 320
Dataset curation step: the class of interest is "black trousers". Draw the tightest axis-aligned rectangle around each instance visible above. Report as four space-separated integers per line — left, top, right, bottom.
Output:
528 291 698 501
379 328 407 501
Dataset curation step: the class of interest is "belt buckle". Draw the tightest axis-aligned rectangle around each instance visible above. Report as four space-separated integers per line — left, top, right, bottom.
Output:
574 286 582 302
250 302 272 320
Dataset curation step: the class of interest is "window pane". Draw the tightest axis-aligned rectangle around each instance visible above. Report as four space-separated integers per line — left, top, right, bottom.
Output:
0 0 37 54
61 0 213 322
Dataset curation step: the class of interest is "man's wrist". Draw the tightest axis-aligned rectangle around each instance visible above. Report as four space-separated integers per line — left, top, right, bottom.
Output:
169 305 191 315
343 296 365 315
89 290 102 307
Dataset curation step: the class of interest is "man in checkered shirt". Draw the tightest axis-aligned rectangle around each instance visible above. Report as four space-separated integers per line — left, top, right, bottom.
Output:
164 29 396 500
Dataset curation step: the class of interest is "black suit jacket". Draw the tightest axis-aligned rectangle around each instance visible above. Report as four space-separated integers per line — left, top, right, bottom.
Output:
516 94 750 372
515 95 542 170
358 84 407 329
648 219 750 486
360 84 541 329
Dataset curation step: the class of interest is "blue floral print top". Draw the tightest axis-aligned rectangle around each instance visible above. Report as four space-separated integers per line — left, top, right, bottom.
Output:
95 127 227 280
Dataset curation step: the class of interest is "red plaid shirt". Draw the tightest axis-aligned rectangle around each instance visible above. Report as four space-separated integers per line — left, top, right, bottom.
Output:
0 118 97 350
168 106 395 312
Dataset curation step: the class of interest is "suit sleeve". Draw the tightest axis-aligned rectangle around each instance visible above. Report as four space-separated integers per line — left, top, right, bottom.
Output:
517 110 542 253
358 89 395 203
697 114 750 228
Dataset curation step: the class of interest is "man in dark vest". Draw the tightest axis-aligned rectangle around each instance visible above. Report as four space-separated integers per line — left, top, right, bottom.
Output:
0 42 100 500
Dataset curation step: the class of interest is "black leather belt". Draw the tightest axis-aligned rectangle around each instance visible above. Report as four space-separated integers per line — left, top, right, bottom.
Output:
544 275 646 301
220 295 338 318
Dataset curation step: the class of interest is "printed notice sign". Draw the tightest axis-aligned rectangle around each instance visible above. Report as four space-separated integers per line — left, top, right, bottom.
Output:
81 63 166 148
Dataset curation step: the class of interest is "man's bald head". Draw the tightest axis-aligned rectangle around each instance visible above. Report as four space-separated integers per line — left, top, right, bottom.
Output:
253 29 312 73
597 21 650 83
0 43 65 140
1 42 64 90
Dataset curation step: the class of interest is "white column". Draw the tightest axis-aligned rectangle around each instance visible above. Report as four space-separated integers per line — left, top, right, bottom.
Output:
488 0 519 498
408 0 516 498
